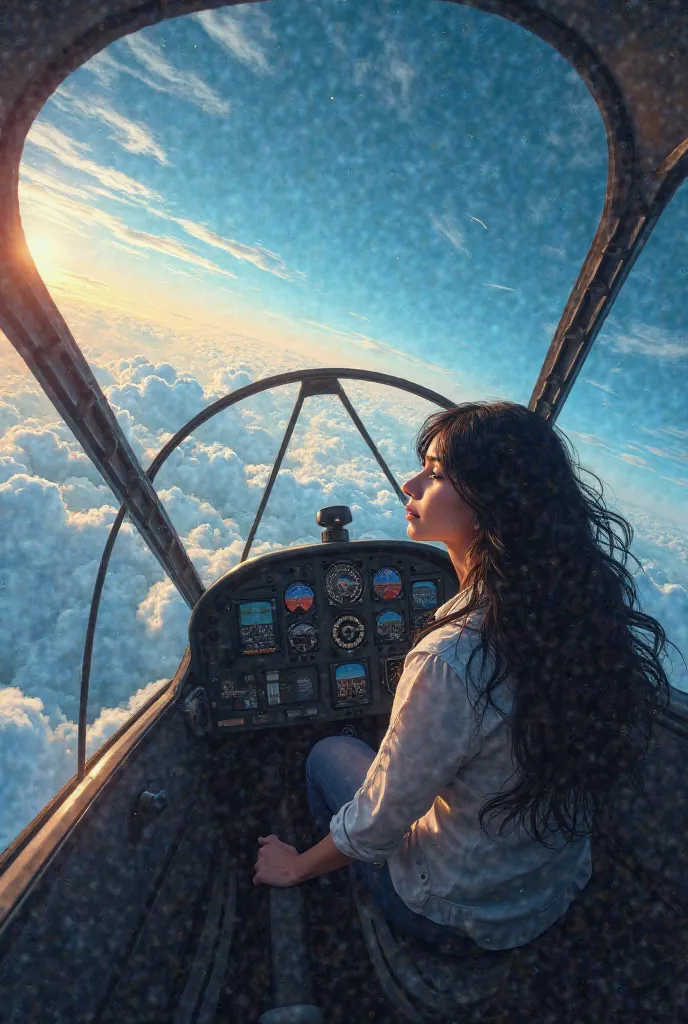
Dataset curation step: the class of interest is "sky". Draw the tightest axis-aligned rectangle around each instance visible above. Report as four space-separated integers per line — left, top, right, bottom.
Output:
1 0 687 854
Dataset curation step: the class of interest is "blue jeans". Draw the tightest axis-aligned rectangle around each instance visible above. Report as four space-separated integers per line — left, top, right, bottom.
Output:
305 735 478 949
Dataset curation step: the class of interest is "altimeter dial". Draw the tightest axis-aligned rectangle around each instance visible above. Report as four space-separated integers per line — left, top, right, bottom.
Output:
332 614 366 650
325 563 364 605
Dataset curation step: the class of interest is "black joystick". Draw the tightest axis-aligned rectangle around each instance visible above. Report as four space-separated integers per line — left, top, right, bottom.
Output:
316 505 352 544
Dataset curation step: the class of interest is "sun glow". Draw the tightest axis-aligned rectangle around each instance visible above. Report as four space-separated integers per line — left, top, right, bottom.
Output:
24 230 61 280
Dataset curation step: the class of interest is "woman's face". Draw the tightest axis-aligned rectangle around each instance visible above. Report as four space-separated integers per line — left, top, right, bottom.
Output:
402 434 477 582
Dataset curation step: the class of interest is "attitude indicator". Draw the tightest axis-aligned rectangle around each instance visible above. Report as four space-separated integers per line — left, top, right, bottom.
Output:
373 567 402 600
285 582 315 614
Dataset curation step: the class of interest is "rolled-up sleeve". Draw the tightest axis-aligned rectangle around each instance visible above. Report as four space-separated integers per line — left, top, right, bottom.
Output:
328 650 481 862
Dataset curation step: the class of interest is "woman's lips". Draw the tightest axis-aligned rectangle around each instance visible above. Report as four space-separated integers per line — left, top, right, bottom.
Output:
405 511 420 520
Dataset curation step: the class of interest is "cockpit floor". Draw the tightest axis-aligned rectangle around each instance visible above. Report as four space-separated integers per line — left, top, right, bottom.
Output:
208 723 686 1024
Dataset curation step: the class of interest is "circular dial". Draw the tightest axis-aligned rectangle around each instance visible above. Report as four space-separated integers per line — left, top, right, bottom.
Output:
284 582 315 614
373 567 402 600
325 562 364 605
287 621 318 652
376 610 405 642
332 614 366 649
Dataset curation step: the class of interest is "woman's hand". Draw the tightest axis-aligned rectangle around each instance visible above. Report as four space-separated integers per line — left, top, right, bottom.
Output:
253 834 301 887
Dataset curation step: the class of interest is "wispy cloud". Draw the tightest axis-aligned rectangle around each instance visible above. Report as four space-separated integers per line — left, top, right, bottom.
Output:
347 312 370 322
383 40 416 118
25 123 162 203
20 180 239 280
619 453 652 468
20 162 139 217
84 36 230 116
313 10 415 119
298 318 451 377
61 271 107 289
194 7 276 73
603 323 688 362
431 213 471 259
124 35 231 115
170 217 306 282
542 245 568 260
582 378 617 395
22 123 301 283
469 215 488 230
483 282 515 292
526 195 552 225
83 50 129 88
50 89 169 165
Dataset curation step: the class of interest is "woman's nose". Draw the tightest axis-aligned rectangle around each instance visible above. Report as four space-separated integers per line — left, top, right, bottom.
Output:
402 474 420 498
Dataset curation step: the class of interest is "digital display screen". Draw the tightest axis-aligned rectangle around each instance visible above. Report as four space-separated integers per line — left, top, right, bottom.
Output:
238 600 277 655
412 580 439 609
333 663 370 707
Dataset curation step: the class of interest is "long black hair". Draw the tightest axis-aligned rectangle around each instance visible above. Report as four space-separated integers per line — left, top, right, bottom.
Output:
412 400 685 849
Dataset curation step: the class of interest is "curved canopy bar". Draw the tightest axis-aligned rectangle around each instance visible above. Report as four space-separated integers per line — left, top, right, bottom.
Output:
76 368 456 780
0 0 685 183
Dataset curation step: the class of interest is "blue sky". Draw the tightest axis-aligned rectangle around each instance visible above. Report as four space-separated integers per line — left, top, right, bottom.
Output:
15 0 686 526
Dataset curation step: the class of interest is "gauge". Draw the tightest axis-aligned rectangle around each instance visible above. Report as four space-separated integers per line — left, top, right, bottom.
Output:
373 567 402 600
412 580 439 609
334 663 369 704
325 562 364 605
412 610 435 631
285 582 315 614
332 614 366 649
287 621 318 652
376 610 404 642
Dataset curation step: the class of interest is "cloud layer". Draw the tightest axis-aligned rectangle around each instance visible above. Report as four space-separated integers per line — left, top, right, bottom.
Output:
1 343 687 857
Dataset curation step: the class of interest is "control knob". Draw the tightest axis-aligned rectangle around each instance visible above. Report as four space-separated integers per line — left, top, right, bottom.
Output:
317 505 352 543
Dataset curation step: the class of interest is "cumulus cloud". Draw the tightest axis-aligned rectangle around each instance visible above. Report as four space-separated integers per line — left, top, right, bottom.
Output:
0 680 169 849
1 347 687 859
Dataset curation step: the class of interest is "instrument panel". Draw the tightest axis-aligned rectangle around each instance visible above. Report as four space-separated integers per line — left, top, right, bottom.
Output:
188 540 458 735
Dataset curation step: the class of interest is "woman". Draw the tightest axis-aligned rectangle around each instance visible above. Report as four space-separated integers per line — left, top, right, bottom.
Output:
253 400 682 951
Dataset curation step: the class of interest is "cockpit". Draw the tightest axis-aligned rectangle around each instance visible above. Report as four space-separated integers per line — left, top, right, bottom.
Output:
1 1 688 1022
190 506 458 736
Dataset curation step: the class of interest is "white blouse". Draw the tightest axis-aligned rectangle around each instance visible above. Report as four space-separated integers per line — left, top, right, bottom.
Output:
329 587 593 950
